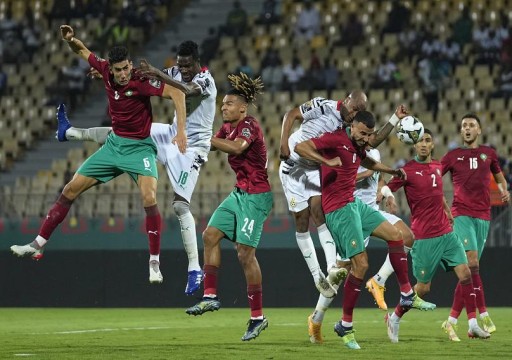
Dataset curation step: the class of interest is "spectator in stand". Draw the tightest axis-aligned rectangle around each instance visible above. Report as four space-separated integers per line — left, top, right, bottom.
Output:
282 55 305 102
3 33 27 64
294 0 320 43
451 7 473 48
382 0 410 35
489 63 512 101
442 36 462 69
0 8 19 36
500 35 512 67
323 58 338 99
256 0 280 25
21 18 41 62
61 58 87 111
109 18 130 47
260 46 282 70
46 0 72 27
163 45 178 69
221 1 248 44
234 52 254 79
417 51 450 120
92 16 112 55
200 27 220 66
260 61 283 100
305 51 324 99
335 12 364 48
398 25 422 63
372 53 400 89
0 64 7 97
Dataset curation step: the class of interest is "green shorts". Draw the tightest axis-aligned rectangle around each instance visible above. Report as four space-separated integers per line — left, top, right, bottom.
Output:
77 132 158 183
208 188 273 248
325 197 386 260
453 216 490 259
411 231 467 283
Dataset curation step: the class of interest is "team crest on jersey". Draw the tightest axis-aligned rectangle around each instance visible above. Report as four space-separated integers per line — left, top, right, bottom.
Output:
241 128 251 139
149 79 161 88
480 153 487 161
125 90 133 97
289 197 296 208
300 100 313 113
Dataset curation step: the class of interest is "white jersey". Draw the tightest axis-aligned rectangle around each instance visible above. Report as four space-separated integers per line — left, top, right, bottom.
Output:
163 67 217 151
354 148 381 210
288 97 343 166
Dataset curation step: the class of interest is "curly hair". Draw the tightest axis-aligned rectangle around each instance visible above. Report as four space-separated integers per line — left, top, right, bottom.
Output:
227 72 264 104
177 40 200 61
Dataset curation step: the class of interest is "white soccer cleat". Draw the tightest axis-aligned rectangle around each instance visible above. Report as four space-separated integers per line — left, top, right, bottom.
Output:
385 313 399 343
315 273 336 298
327 266 348 288
149 260 163 284
10 243 44 260
468 324 490 339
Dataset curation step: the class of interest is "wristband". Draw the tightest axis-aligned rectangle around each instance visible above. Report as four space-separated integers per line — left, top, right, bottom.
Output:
388 113 400 127
381 185 394 198
66 37 75 43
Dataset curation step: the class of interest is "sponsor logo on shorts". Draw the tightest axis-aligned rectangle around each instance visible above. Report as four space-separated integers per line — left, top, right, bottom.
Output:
290 197 296 208
351 240 357 247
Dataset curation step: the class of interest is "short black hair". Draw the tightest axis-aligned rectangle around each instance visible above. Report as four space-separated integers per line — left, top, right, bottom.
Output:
177 41 200 61
108 46 130 65
461 113 481 127
353 110 376 128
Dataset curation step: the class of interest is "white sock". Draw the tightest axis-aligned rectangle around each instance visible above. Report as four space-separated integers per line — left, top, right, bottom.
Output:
390 312 401 323
374 253 394 286
341 320 352 328
448 316 458 325
34 235 47 248
296 231 322 280
317 223 337 270
178 211 200 271
66 127 110 143
468 318 478 328
479 312 489 319
312 294 335 323
149 254 160 263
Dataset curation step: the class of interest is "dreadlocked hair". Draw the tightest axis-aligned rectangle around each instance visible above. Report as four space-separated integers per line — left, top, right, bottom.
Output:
227 72 264 105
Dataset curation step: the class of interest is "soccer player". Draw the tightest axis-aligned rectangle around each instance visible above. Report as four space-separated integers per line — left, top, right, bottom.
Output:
439 114 509 340
295 110 435 350
55 40 217 295
382 128 491 342
307 147 415 343
185 73 273 342
279 92 409 299
10 25 187 284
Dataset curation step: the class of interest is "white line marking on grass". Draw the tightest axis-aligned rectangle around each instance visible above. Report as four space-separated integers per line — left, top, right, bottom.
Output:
14 354 36 357
54 326 172 334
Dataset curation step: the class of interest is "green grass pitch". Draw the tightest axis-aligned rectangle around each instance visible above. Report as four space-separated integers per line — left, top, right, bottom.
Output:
1 308 510 359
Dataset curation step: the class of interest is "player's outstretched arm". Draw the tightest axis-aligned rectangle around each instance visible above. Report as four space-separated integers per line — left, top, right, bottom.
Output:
279 107 303 160
210 137 248 155
362 157 406 180
60 25 91 61
369 104 408 148
442 196 454 224
138 59 201 97
295 140 341 167
162 84 187 153
494 172 510 203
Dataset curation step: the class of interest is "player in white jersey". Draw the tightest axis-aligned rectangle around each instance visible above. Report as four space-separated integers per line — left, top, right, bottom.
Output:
56 41 216 295
306 147 416 343
279 91 407 299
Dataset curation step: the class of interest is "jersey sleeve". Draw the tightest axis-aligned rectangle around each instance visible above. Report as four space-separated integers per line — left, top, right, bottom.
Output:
387 169 406 192
88 53 109 75
366 148 381 163
215 124 228 139
137 78 165 97
310 131 339 151
193 72 214 96
440 152 452 176
299 97 332 121
235 120 258 144
489 148 502 174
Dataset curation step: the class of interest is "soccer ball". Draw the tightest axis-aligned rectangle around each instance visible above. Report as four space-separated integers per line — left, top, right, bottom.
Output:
396 116 424 144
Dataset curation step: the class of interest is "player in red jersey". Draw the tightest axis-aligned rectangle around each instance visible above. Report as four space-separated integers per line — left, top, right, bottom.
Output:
382 128 490 342
440 114 509 339
185 73 273 342
10 25 187 284
295 110 435 350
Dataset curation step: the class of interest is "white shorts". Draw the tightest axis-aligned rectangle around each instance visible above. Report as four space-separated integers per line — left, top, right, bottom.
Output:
279 160 321 212
150 123 208 202
337 210 403 262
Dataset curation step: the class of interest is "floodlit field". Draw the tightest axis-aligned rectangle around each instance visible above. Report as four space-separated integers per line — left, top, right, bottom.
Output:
1 308 510 359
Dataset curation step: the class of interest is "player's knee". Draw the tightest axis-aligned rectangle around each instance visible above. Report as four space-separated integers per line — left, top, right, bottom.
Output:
351 254 369 276
468 264 480 275
293 211 310 232
173 201 190 216
237 245 254 266
415 283 431 297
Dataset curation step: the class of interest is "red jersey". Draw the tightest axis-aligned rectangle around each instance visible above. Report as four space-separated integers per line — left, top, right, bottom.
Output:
215 116 271 194
388 159 452 239
88 53 164 139
311 128 367 213
441 145 502 220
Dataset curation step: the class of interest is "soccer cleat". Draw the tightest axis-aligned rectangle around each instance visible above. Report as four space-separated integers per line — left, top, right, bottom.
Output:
10 243 44 260
468 324 491 339
366 277 388 310
56 104 71 142
241 317 268 341
441 320 461 342
185 270 203 295
315 273 337 298
149 260 163 284
385 313 399 343
307 314 323 344
334 321 361 350
400 293 436 311
185 297 221 316
327 266 348 288
481 315 496 333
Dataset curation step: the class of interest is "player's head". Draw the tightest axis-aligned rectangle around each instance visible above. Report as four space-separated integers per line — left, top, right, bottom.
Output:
222 73 264 123
414 128 434 159
350 110 376 147
107 46 132 86
460 113 482 146
176 40 201 83
341 90 368 123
